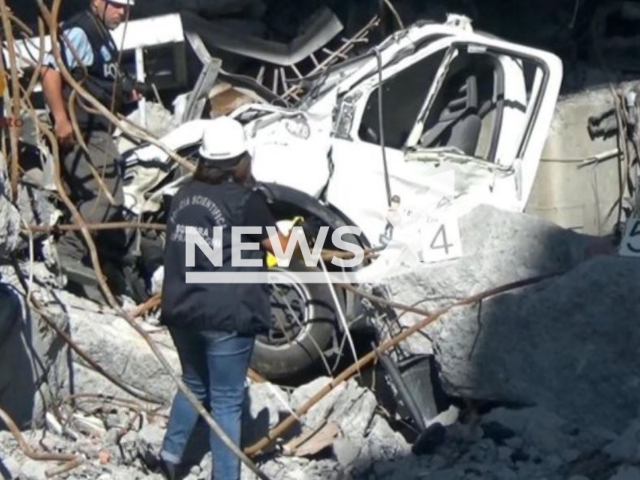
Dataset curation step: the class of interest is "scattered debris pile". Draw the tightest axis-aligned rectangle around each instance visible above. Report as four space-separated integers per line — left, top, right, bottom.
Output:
2 202 640 479
361 406 640 480
3 347 640 480
2 2 640 479
0 265 409 479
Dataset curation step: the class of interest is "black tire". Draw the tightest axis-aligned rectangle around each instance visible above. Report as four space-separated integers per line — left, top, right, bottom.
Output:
251 264 339 381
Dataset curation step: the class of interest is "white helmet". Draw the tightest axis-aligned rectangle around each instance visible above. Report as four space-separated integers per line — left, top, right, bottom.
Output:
108 0 135 6
199 117 248 165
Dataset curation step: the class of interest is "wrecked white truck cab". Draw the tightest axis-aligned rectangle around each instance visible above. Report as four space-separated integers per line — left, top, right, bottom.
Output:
231 17 563 244
123 18 563 380
127 17 562 247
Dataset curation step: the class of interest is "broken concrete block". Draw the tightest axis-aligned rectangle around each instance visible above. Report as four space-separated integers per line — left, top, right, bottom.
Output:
15 182 56 228
241 457 342 480
560 448 582 463
333 437 360 468
0 431 21 478
0 270 69 429
532 85 622 235
378 205 590 358
481 421 516 446
0 178 21 260
136 421 166 462
290 376 346 429
380 205 640 433
481 407 610 460
62 292 179 402
329 382 378 442
16 459 49 480
289 379 402 473
432 256 640 433
377 207 640 432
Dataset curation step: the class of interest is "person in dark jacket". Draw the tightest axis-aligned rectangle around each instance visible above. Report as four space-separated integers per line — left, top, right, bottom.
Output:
40 0 142 298
158 117 293 480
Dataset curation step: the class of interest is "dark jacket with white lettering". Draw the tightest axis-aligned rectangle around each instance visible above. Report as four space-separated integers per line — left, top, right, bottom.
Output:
161 180 271 335
60 10 131 132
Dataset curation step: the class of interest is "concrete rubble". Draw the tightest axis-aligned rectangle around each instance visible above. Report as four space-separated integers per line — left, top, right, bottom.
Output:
0 292 409 479
0 257 409 479
3 1 640 479
1 192 639 480
62 291 178 404
1 203 639 479
378 205 640 435
2 374 640 479
377 204 593 357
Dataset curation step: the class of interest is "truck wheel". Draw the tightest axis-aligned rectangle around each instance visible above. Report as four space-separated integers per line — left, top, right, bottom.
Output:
251 265 338 381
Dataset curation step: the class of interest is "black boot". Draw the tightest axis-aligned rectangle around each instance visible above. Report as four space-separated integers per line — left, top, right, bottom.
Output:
158 458 178 480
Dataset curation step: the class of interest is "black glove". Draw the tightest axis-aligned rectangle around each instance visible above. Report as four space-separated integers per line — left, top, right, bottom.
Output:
134 81 154 97
121 76 153 101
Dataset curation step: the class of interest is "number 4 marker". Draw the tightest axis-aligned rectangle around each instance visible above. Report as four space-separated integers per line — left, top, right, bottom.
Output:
421 217 463 263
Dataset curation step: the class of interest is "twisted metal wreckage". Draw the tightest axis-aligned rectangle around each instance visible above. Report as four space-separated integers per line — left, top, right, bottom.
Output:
2 0 640 477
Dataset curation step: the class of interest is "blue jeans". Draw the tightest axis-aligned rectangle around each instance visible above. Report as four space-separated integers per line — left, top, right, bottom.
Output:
160 328 254 480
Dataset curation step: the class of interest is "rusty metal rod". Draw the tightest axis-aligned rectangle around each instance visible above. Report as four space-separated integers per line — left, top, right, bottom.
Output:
8 10 33 35
24 18 46 99
282 15 381 100
340 283 431 317
62 393 160 413
14 101 164 406
0 405 82 477
0 0 22 201
128 292 162 318
45 457 84 478
383 0 404 29
27 221 166 233
244 272 560 455
248 368 267 384
6 10 45 103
